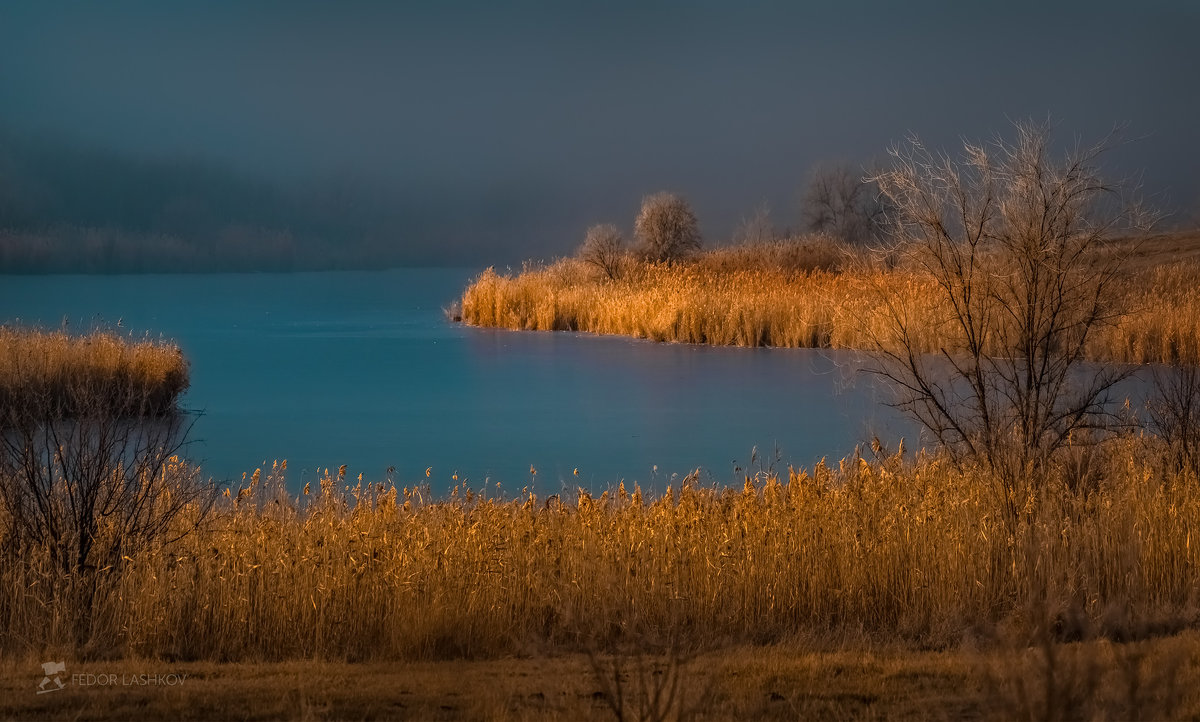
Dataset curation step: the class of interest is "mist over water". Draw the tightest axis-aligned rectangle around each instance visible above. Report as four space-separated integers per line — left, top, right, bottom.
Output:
0 269 915 492
1 2 1197 275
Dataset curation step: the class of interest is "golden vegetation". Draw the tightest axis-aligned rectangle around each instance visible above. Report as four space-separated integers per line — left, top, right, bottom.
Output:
3 439 1198 663
0 327 189 416
461 232 1200 364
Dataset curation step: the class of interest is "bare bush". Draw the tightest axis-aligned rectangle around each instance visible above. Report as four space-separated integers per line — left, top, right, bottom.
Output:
634 192 701 263
588 647 710 722
0 330 216 648
800 163 889 245
579 223 628 281
867 121 1151 516
1148 363 1200 479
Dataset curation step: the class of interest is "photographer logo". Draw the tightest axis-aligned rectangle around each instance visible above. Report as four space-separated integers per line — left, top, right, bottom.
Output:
37 661 66 694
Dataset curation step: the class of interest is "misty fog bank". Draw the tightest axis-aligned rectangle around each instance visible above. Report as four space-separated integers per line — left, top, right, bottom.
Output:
2 2 1195 273
0 131 587 273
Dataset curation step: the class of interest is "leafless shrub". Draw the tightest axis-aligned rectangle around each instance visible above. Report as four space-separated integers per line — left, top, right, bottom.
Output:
866 120 1152 519
1147 363 1200 479
0 330 216 649
587 645 711 722
800 162 889 245
575 576 713 721
579 223 628 281
634 192 701 263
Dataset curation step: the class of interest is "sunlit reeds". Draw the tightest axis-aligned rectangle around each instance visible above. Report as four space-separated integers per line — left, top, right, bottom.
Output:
3 439 1198 662
461 237 1200 364
0 327 188 416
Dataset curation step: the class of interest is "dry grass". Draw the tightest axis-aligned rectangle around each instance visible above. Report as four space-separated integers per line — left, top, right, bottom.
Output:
3 437 1199 663
461 232 1200 364
0 327 189 416
3 634 1200 721
0 648 976 722
463 238 910 348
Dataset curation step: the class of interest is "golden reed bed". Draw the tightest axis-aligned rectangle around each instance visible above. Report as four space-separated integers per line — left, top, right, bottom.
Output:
3 440 1197 662
460 236 1200 364
0 327 188 416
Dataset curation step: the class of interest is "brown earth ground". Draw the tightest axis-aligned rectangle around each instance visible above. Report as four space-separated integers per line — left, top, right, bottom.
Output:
4 632 1200 721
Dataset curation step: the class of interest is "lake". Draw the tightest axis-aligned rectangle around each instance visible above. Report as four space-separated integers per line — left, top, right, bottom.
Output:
0 269 914 492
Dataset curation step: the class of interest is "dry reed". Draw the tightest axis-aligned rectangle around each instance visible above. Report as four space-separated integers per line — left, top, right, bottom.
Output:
3 438 1198 663
0 327 189 416
461 237 1200 364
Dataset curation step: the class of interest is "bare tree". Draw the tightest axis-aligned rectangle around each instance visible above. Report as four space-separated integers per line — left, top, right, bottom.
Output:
634 192 702 263
734 201 775 245
800 163 889 245
578 223 627 281
866 121 1150 516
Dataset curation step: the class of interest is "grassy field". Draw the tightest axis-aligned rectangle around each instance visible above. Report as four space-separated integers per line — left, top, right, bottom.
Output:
3 634 1199 720
460 231 1200 364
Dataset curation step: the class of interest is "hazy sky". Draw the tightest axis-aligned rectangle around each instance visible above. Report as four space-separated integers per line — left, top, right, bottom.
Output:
1 0 1197 254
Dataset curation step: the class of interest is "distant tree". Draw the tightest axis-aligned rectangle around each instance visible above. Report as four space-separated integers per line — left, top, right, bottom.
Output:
578 224 627 281
800 163 889 245
634 192 702 262
734 201 775 245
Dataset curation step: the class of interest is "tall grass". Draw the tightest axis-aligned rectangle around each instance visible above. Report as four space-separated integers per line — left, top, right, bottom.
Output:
3 439 1198 662
461 238 1200 364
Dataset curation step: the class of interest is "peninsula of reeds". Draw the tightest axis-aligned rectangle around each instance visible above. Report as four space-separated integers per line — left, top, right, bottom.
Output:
460 231 1200 365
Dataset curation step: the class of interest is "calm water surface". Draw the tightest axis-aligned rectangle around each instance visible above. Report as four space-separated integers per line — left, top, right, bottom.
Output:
1 269 914 492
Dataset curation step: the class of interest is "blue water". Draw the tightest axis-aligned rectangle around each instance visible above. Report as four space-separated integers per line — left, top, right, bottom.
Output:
0 270 914 492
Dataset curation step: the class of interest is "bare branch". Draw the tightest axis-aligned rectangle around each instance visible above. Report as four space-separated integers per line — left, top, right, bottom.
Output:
864 121 1146 511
